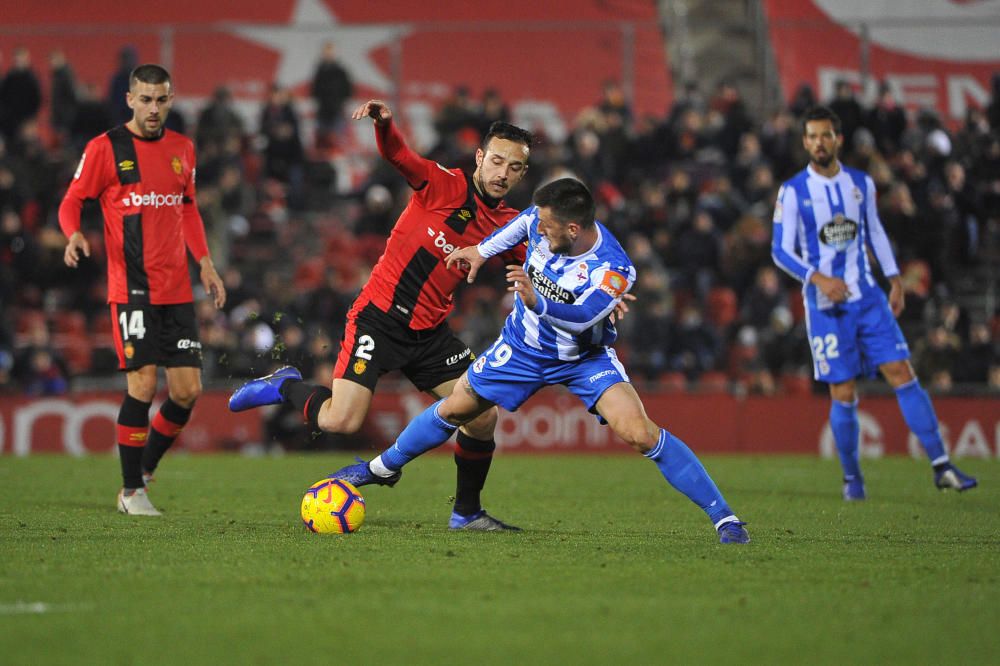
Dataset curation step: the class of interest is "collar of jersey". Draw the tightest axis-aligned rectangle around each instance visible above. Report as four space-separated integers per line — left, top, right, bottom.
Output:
806 162 843 182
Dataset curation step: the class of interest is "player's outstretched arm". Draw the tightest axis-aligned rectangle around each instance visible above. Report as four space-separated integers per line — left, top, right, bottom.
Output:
446 246 487 283
63 231 90 268
351 99 392 126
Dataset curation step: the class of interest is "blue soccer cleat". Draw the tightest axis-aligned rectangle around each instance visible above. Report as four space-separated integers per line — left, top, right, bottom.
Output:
228 366 302 412
843 476 866 501
934 464 978 492
328 457 402 488
717 520 750 544
449 510 521 531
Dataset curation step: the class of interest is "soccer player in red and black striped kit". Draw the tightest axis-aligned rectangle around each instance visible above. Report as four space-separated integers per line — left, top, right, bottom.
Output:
230 99 532 530
59 64 226 516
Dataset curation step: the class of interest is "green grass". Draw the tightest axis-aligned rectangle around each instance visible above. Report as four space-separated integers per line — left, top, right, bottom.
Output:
1 453 997 665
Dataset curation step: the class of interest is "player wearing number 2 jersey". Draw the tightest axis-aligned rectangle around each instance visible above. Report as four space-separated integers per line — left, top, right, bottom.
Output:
772 106 976 500
329 178 751 544
230 99 533 530
59 64 226 516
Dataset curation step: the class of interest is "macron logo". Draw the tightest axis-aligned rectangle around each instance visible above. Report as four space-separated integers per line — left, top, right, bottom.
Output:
427 227 458 255
121 191 183 209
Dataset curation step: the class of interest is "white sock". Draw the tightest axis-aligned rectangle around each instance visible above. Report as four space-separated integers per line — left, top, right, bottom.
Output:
369 456 396 478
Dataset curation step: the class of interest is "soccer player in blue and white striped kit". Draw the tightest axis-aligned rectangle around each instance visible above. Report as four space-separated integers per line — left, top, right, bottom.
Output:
331 178 750 543
772 106 977 500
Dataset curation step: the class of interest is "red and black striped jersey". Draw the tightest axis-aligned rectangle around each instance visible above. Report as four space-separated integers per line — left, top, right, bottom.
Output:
353 121 526 331
58 125 209 305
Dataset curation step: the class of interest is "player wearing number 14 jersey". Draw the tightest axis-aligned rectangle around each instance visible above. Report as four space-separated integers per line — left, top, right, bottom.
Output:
230 99 532 530
771 106 976 500
59 64 226 516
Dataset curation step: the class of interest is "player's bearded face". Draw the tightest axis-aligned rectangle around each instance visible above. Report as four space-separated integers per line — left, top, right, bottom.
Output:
474 138 529 199
803 120 841 169
127 81 173 138
537 207 574 254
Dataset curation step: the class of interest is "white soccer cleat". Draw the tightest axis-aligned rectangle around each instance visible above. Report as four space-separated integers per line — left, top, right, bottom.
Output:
117 488 161 516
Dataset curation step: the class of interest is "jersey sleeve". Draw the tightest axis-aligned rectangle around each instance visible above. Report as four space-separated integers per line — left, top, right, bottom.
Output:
181 142 209 262
531 264 635 334
770 184 814 284
375 120 436 190
862 175 899 278
478 207 533 259
58 137 112 237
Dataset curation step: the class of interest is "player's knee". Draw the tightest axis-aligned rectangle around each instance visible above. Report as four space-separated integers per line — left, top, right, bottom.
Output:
463 406 498 439
316 408 363 435
170 382 202 407
615 423 653 453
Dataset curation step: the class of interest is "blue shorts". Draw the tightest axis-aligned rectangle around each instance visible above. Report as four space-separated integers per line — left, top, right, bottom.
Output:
467 333 630 417
804 286 909 383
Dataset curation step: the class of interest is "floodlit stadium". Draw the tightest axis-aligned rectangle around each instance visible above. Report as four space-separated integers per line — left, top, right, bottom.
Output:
1 1 998 663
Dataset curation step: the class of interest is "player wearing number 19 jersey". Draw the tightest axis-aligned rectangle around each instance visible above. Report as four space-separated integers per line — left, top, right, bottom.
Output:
59 64 226 516
331 179 750 543
772 106 976 500
229 99 532 530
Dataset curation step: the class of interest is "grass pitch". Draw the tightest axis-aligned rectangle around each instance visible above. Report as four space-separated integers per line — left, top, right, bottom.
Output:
1 453 997 665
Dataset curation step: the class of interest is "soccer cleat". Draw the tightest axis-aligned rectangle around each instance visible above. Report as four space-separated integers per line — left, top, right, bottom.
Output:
843 476 866 501
934 464 978 492
327 457 402 488
717 520 750 544
117 488 161 516
228 366 302 412
448 510 522 531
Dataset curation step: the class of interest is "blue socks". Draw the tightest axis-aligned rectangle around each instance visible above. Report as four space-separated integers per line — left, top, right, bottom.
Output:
645 429 734 526
895 380 948 465
379 400 458 471
830 399 862 480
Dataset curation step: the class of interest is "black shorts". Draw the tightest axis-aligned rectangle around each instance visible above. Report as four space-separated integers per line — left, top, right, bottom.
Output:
333 302 472 392
110 302 202 371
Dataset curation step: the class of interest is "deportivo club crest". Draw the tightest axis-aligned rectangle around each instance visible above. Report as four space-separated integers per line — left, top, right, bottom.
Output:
171 157 183 175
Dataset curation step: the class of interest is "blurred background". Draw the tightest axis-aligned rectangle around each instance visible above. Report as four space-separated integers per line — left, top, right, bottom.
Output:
0 0 997 456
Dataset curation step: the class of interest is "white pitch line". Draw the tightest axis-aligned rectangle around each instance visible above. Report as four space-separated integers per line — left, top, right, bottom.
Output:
0 601 94 615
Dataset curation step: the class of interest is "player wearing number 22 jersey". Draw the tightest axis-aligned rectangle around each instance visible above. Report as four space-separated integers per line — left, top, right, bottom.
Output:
772 106 976 500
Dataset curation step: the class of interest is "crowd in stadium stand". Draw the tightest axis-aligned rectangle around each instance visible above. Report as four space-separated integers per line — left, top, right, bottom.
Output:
1 45 998 400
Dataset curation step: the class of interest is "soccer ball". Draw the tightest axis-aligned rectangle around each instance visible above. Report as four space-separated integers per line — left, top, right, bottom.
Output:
300 478 366 534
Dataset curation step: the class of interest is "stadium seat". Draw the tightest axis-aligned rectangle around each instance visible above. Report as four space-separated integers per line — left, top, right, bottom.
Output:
696 371 729 394
706 287 738 328
51 311 87 335
781 373 814 396
656 371 688 393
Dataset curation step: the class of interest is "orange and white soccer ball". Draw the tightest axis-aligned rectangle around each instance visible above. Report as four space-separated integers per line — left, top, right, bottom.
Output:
300 478 366 533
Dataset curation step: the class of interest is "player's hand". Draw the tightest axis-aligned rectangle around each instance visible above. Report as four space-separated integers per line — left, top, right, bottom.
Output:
813 273 850 303
199 257 227 309
351 99 392 126
888 276 905 318
506 265 537 310
610 293 636 324
446 246 487 283
63 231 90 268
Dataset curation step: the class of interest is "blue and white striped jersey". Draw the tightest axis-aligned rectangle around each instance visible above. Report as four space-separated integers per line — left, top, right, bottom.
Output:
477 205 636 361
772 163 899 310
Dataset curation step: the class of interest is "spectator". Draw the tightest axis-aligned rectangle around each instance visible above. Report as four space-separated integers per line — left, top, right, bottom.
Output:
310 41 353 149
106 46 138 126
954 322 997 384
0 47 42 144
48 50 78 143
827 80 863 149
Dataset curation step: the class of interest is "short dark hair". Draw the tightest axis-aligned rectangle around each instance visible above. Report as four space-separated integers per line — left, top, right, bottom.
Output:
130 64 171 89
803 106 842 135
483 121 533 151
533 178 595 229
